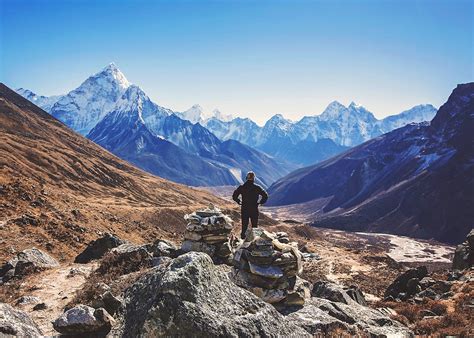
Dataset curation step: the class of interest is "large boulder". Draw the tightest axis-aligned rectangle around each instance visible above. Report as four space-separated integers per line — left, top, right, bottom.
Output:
312 281 367 306
74 233 125 263
385 266 428 299
52 305 114 335
286 298 412 336
0 303 43 337
452 229 474 271
0 248 58 281
113 252 310 337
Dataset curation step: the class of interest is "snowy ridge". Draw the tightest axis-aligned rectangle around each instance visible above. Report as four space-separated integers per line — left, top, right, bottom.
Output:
205 101 437 148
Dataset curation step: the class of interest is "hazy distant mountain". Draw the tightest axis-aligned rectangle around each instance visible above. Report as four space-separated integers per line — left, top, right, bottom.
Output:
267 83 474 244
176 104 233 124
15 88 61 112
204 101 437 166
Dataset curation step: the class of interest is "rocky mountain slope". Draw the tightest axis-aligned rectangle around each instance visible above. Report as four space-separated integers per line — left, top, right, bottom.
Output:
0 83 227 262
267 83 474 244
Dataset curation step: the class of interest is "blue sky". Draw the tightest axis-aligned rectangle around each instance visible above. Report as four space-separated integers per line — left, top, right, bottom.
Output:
1 0 472 124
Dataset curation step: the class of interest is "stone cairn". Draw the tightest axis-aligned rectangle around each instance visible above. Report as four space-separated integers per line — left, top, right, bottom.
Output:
231 228 310 307
181 204 234 264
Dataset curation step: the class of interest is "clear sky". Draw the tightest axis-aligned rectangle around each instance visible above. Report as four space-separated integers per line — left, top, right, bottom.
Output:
1 0 472 125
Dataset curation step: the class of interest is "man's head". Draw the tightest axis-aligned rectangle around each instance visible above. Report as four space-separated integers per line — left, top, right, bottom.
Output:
246 171 255 181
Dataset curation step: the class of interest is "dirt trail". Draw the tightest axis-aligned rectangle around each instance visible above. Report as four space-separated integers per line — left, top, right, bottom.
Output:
18 263 97 335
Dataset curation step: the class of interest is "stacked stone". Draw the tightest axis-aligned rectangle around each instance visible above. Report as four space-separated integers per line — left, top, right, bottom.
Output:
231 228 310 307
181 204 233 263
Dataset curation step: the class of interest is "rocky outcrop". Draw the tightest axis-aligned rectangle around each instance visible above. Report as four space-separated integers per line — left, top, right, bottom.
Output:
181 205 233 263
52 305 114 335
453 229 474 271
286 297 412 336
74 233 125 263
385 266 428 300
312 281 367 306
113 252 310 337
385 266 454 301
0 303 43 337
231 228 309 306
0 248 58 282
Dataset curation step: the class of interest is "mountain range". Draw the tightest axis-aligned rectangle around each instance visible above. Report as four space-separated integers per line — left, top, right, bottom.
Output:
16 63 436 183
17 64 294 187
268 83 474 244
204 102 437 166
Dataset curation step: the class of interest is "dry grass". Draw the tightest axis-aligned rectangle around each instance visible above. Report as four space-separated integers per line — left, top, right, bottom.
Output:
376 281 474 336
66 251 151 308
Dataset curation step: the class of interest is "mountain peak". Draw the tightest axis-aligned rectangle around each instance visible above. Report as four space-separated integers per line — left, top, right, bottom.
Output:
212 108 233 122
96 62 130 89
349 101 362 109
269 113 286 121
319 101 347 120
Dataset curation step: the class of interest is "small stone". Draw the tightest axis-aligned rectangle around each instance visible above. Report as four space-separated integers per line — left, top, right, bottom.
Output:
32 303 47 311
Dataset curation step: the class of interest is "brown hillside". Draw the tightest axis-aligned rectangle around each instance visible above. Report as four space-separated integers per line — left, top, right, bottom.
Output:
0 83 230 262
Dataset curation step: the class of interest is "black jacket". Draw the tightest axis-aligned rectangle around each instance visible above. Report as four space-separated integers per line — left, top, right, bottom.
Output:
232 181 268 210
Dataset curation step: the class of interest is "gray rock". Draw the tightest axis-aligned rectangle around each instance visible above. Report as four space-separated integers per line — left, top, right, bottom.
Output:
419 276 436 289
148 239 179 258
385 266 428 299
1 248 58 279
32 303 47 311
52 305 114 335
113 252 310 337
15 296 42 306
312 281 367 306
101 291 122 316
452 229 474 271
181 240 215 257
105 244 152 270
0 303 42 337
74 233 125 263
16 248 58 268
248 261 284 279
285 301 352 335
287 298 412 336
150 256 172 267
406 277 421 295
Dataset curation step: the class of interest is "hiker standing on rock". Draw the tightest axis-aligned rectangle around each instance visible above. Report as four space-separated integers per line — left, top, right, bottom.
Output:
232 171 268 239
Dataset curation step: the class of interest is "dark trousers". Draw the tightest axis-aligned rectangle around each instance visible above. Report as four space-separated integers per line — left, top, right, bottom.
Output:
241 208 258 238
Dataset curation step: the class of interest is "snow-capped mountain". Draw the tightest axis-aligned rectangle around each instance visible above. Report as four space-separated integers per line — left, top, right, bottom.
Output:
378 104 438 132
88 87 238 187
177 105 233 124
205 101 437 148
203 101 436 166
15 63 294 187
48 63 133 135
268 83 474 244
15 62 437 179
15 88 61 112
204 117 261 146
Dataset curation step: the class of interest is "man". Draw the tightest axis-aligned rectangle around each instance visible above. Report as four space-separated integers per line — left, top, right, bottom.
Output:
232 171 268 239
